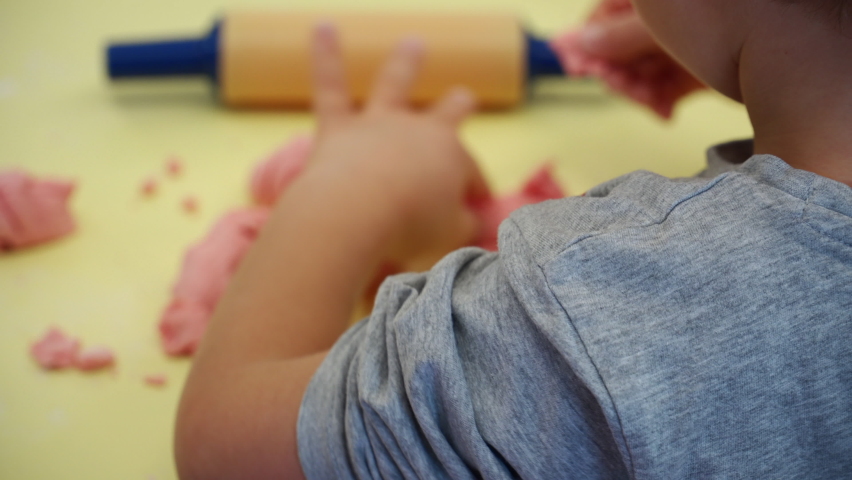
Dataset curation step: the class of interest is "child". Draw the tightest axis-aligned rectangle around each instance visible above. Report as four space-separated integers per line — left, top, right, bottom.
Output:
175 0 852 478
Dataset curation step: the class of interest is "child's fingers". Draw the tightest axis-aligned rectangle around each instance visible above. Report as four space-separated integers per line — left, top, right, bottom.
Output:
430 88 488 202
580 15 658 62
587 0 634 23
366 37 425 113
311 23 352 129
429 87 476 126
429 87 488 201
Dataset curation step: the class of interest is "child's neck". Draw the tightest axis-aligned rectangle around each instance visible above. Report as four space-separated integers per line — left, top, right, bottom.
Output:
739 12 852 187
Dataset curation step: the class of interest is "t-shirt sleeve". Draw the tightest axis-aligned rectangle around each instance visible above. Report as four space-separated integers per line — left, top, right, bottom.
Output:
297 247 629 480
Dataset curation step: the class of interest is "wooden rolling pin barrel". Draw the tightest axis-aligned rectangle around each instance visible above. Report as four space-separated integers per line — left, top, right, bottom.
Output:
106 11 566 109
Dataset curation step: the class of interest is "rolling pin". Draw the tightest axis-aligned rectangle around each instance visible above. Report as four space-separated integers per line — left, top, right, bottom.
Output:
106 11 565 109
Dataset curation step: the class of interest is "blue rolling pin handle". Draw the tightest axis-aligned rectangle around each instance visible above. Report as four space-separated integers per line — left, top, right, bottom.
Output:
526 34 565 78
107 22 221 82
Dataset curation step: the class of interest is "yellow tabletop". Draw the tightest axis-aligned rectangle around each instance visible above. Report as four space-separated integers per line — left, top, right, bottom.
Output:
0 0 752 478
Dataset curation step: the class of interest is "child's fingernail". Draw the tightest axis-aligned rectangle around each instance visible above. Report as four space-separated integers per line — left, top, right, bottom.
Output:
450 87 475 106
315 21 335 36
580 24 607 52
314 21 338 45
400 36 425 54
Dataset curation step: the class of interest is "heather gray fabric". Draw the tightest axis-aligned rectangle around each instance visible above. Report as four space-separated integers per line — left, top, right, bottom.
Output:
298 141 852 479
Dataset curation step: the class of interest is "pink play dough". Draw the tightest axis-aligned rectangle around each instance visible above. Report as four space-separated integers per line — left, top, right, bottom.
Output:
182 195 199 213
250 135 313 206
159 208 270 355
144 374 167 386
141 177 158 196
0 170 75 251
74 346 116 371
30 327 81 370
166 156 183 176
159 136 566 356
31 328 117 371
472 165 565 251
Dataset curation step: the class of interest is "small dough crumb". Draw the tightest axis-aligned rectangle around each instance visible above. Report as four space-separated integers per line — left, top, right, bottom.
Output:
166 156 183 177
144 374 167 387
74 345 115 371
141 177 158 196
181 196 198 213
31 327 80 369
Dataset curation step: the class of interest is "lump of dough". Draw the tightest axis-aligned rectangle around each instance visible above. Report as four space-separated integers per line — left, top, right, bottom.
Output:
159 208 270 356
30 327 81 369
158 136 310 356
74 345 116 371
0 170 75 251
159 300 210 356
31 328 117 371
472 165 565 251
250 135 313 206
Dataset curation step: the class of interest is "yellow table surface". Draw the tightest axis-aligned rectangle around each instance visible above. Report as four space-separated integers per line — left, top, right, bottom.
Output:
0 0 752 478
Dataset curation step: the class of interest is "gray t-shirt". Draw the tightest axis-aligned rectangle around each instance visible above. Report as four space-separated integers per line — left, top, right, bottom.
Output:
298 141 852 479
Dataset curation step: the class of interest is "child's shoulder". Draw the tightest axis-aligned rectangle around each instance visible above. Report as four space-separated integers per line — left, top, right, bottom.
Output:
501 140 792 267
503 165 735 263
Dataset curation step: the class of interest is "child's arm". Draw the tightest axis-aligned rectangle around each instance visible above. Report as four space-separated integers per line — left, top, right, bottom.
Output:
174 24 486 480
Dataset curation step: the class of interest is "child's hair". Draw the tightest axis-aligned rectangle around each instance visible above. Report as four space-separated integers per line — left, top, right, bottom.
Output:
777 0 851 29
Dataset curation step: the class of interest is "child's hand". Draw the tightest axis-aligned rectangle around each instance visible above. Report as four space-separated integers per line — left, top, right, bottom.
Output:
305 24 489 264
551 0 705 118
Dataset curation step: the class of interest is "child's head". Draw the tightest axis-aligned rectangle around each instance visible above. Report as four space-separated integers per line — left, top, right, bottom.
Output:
630 0 851 102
